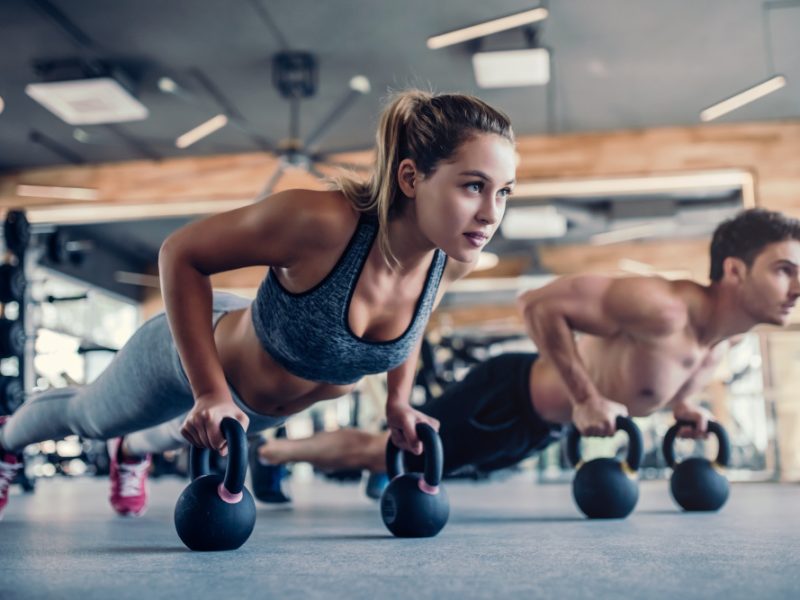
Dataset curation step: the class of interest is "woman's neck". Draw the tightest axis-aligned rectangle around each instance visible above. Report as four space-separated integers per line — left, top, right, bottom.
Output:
384 207 436 274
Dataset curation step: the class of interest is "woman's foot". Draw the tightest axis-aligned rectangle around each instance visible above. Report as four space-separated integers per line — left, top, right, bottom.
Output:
107 437 151 517
248 438 291 504
0 417 23 521
365 472 390 500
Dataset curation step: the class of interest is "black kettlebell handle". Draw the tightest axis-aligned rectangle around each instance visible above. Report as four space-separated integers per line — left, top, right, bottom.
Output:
385 423 444 487
662 420 730 468
566 415 644 471
189 417 248 495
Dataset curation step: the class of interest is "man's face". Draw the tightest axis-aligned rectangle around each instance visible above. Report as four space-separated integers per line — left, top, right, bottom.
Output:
738 240 800 326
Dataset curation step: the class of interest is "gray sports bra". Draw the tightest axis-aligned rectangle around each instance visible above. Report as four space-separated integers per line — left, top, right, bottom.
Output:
251 215 448 385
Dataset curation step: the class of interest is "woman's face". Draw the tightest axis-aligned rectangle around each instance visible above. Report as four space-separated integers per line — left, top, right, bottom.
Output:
410 133 516 263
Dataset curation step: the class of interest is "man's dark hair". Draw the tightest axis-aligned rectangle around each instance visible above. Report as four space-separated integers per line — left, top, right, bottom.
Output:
710 208 800 281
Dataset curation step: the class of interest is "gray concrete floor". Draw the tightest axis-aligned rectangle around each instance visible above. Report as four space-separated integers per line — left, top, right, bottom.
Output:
1 475 798 599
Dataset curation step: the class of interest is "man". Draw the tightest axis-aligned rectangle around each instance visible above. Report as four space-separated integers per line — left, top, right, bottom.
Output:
249 208 800 501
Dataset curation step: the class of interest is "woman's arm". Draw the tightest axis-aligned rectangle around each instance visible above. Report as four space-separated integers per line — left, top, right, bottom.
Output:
385 255 472 453
159 189 356 452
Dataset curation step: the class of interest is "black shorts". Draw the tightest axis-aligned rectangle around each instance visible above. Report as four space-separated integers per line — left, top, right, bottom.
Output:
407 353 564 475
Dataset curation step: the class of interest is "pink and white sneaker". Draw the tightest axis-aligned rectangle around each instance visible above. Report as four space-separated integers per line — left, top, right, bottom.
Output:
0 416 23 521
107 437 151 517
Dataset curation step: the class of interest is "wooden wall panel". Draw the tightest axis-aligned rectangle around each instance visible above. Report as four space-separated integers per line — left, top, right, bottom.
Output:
4 119 798 319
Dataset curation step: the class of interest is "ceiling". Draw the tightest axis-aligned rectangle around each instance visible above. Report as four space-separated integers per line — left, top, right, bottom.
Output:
1 0 799 174
3 1 797 299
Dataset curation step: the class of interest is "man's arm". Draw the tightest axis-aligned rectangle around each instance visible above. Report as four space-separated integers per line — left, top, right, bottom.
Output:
517 274 688 435
668 342 728 438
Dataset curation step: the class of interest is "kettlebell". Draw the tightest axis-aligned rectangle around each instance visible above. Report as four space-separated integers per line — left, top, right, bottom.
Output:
662 419 730 512
566 415 644 519
174 417 256 551
380 423 449 538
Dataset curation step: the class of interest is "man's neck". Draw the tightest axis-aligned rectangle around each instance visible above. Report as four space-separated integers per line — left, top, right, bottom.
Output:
695 283 757 346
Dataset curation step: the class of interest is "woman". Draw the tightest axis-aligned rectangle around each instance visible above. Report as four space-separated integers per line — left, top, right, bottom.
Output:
0 89 517 518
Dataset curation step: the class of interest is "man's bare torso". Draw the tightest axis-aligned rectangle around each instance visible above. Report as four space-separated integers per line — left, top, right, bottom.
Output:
529 283 726 424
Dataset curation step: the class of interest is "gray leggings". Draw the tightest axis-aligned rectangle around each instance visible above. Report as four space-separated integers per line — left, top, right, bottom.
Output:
0 292 286 454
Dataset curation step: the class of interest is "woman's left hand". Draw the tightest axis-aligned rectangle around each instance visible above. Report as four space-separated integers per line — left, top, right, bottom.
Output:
386 404 440 455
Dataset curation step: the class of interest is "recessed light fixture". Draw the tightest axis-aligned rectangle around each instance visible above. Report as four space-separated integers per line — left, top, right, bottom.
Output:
472 48 550 88
158 77 179 94
427 7 549 50
349 76 371 94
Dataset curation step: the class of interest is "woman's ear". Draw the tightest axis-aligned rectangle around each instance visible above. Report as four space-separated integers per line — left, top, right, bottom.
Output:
396 158 417 199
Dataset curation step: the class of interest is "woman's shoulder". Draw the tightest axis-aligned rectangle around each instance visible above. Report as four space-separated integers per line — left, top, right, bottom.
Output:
267 188 361 249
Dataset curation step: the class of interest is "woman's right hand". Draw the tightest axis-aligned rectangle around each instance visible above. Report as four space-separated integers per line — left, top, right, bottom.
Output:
180 392 250 456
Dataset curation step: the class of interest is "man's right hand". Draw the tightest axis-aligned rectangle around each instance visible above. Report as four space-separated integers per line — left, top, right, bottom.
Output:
572 394 629 437
181 392 250 456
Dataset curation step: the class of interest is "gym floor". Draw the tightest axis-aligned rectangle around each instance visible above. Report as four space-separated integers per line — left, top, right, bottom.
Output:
1 475 798 599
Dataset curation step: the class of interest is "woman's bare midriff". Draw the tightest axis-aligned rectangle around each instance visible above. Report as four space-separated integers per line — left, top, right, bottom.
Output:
213 307 357 417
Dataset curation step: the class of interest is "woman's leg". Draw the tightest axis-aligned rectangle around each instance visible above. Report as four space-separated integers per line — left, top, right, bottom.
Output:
0 313 194 454
260 429 389 473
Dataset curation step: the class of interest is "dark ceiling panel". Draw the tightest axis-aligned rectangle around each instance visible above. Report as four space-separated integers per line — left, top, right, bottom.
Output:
0 0 796 174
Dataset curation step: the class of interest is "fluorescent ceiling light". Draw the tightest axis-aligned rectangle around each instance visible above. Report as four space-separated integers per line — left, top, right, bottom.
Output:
700 75 786 122
473 48 550 88
475 252 500 271
16 184 98 201
501 206 567 239
448 274 555 293
73 128 91 143
617 258 655 275
25 78 148 125
0 96 4 114
590 223 666 246
25 198 252 224
513 170 756 207
427 7 549 49
176 114 228 149
617 258 691 280
114 271 160 288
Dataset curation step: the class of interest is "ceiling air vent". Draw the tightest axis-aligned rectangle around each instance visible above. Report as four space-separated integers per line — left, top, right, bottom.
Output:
26 77 148 125
25 59 148 125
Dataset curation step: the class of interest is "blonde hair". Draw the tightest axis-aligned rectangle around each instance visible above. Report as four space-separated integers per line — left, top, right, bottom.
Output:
336 90 514 268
